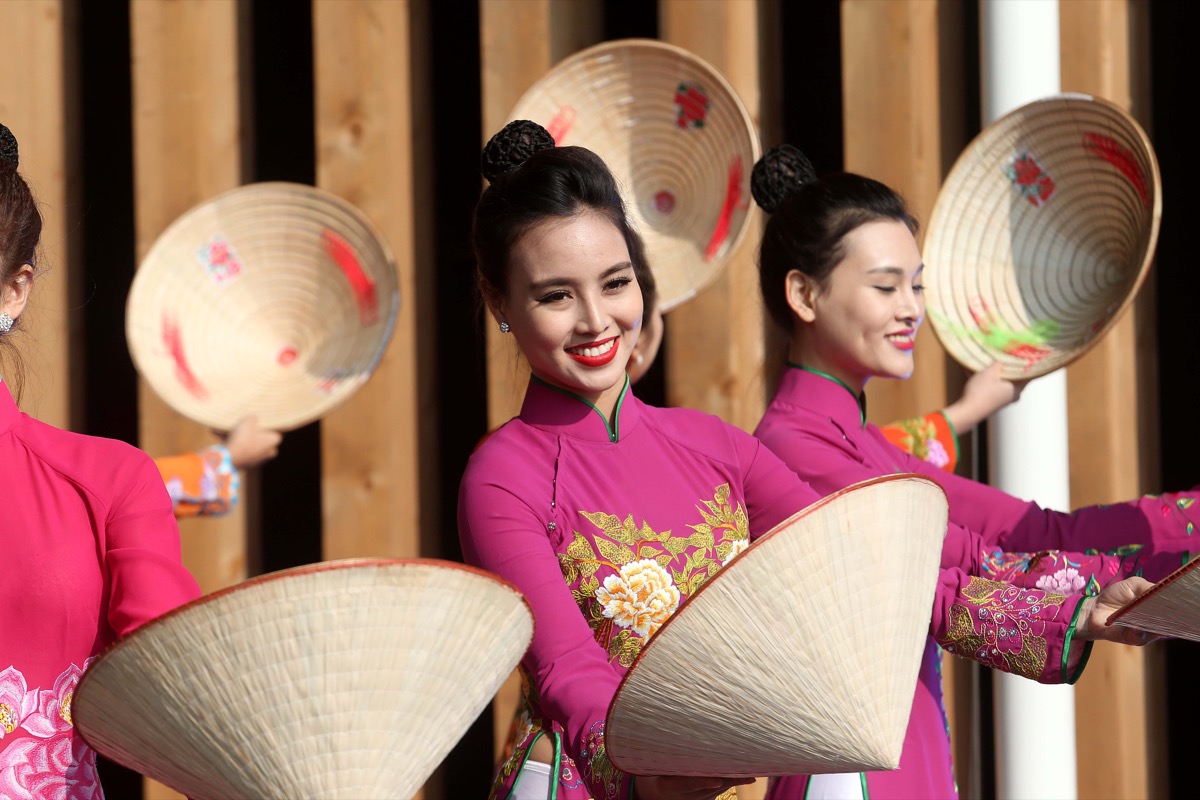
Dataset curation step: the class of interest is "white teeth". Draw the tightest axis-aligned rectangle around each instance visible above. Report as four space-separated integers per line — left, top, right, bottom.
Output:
570 339 615 357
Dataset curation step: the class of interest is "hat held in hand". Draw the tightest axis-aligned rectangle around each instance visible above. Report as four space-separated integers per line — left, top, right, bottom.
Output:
509 38 760 311
127 182 400 431
923 94 1161 379
74 559 533 800
606 475 948 777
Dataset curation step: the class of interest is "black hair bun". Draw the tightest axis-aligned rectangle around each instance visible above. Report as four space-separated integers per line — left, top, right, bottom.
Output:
481 120 555 183
751 144 816 213
0 123 18 168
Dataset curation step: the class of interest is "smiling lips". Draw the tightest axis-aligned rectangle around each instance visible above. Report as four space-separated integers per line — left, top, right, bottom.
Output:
887 330 916 352
566 336 620 367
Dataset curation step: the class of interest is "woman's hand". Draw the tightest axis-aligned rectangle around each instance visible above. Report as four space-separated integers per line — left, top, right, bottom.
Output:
634 775 754 800
223 416 282 469
942 362 1028 435
1075 576 1159 645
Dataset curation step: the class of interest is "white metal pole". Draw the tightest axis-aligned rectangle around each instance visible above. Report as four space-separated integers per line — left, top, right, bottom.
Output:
979 2 1078 799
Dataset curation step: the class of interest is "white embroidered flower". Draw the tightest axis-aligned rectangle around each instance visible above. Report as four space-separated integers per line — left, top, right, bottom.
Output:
722 538 750 566
595 559 680 637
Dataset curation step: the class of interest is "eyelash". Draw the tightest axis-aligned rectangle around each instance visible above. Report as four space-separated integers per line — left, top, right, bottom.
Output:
536 276 632 304
874 284 925 293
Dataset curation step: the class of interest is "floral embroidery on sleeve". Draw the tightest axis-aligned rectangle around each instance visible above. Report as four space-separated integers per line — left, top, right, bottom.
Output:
580 720 623 800
940 577 1066 680
880 413 956 471
154 445 239 518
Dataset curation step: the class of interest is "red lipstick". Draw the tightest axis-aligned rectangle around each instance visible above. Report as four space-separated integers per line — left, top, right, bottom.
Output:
567 336 620 367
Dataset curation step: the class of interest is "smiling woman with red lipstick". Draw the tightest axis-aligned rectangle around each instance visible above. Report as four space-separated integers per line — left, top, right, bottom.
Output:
750 144 1200 800
458 123 1157 800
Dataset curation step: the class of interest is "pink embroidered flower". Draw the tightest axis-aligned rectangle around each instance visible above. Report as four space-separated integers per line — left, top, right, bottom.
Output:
1036 567 1086 595
0 734 101 800
595 559 680 638
24 663 86 739
1 666 38 741
925 439 950 469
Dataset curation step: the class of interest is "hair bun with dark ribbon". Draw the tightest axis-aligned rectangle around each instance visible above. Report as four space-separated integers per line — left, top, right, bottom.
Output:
480 120 555 183
0 123 19 168
750 144 817 214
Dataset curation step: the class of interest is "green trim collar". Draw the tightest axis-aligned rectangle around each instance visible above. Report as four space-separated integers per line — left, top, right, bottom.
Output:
787 362 867 427
530 374 629 442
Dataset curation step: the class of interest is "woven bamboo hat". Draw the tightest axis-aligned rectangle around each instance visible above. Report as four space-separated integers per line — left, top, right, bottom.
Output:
606 475 947 777
73 559 533 800
126 182 399 431
508 38 760 311
924 94 1161 379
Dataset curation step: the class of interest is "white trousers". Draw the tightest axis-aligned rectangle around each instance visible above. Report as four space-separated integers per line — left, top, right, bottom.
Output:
509 759 553 800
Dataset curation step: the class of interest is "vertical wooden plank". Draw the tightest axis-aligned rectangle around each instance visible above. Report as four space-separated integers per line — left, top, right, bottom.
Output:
659 9 768 796
0 0 79 429
479 0 605 760
313 0 431 567
842 0 959 425
130 2 248 797
1060 4 1164 798
841 1 976 793
660 0 766 433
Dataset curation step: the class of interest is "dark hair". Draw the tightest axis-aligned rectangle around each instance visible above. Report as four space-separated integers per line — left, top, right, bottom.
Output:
472 120 646 302
750 144 917 332
0 123 42 394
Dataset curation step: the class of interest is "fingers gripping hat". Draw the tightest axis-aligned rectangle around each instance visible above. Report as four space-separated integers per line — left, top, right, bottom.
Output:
74 559 534 800
126 182 400 431
507 38 761 311
923 94 1161 378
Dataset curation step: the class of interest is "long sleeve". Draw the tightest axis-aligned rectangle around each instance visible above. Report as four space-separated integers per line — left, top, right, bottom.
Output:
730 426 826 537
105 453 202 637
885 439 1200 566
459 470 631 800
153 445 239 518
932 568 1088 684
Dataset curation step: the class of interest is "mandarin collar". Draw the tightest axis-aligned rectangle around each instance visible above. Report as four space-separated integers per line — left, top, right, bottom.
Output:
777 364 867 429
0 379 21 436
519 374 639 443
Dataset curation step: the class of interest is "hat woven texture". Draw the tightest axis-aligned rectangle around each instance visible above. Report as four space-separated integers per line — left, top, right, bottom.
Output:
126 182 399 431
509 38 760 312
73 559 533 800
606 475 948 776
924 94 1161 379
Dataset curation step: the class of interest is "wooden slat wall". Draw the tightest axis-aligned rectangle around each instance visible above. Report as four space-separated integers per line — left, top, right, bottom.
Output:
129 2 249 797
660 0 769 433
0 0 79 430
312 0 434 565
840 0 976 792
1060 4 1165 797
479 0 606 759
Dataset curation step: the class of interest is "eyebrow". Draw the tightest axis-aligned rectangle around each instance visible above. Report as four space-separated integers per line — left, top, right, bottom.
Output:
868 264 925 277
528 262 634 293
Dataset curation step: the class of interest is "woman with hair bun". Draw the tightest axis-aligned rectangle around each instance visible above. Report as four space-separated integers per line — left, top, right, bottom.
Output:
458 122 1156 800
1 123 200 796
749 143 1199 799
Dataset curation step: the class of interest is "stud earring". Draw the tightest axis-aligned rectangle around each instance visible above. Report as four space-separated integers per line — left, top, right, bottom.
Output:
499 321 511 334
0 313 13 334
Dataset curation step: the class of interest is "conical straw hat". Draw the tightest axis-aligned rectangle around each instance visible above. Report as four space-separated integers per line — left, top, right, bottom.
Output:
924 94 1161 379
126 182 400 431
508 38 760 312
606 475 947 777
73 559 533 800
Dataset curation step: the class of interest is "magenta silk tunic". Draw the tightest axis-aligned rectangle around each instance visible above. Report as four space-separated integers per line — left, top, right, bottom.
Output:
755 366 1197 800
0 381 200 799
459 378 1096 800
